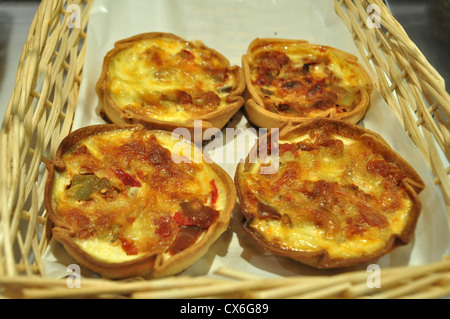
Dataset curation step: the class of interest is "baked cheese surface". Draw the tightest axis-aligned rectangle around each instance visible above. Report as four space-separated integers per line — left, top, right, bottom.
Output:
106 35 238 122
51 127 226 263
247 41 370 117
238 126 416 260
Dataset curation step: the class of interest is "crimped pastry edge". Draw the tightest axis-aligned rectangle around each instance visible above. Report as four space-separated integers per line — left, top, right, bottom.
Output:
234 118 425 269
96 32 246 140
242 38 374 129
44 124 236 279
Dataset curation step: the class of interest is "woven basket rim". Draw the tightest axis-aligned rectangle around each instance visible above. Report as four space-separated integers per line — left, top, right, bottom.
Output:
0 0 449 299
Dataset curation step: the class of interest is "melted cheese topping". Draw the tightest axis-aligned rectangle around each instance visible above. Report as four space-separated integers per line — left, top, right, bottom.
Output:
239 129 414 260
106 36 237 122
52 128 226 263
248 41 370 117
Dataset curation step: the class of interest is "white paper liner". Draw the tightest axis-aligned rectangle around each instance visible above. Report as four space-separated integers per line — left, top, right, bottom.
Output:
42 0 449 280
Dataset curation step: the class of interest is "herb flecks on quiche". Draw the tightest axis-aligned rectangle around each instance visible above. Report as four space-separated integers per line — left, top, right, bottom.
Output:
96 33 245 136
45 124 236 279
235 119 424 269
242 38 373 128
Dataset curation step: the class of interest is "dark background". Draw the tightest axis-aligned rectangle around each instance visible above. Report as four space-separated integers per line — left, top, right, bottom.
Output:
387 0 449 90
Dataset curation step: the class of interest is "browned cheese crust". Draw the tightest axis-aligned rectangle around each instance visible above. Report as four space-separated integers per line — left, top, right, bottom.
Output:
235 118 424 269
45 124 236 279
242 38 373 129
96 32 245 139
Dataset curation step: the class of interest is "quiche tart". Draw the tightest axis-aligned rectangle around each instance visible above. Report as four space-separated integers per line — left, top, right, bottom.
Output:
96 32 245 138
44 124 236 279
242 38 373 128
235 118 424 269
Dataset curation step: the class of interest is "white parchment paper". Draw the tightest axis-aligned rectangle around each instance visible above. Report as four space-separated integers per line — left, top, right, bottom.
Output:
42 0 449 279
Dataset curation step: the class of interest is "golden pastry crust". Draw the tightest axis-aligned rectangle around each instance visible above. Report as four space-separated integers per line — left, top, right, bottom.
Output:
242 38 373 128
45 124 236 279
96 32 245 139
235 118 424 269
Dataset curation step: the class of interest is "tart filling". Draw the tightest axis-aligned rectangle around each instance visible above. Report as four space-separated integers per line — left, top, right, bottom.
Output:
235 119 424 269
242 38 373 128
97 33 245 134
45 124 235 278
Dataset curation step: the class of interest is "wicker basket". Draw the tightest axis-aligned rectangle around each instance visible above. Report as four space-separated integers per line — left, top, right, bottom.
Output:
0 0 449 299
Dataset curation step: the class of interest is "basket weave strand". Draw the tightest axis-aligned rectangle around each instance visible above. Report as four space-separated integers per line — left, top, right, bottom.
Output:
0 0 92 278
1 262 450 299
335 0 450 216
0 0 449 299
